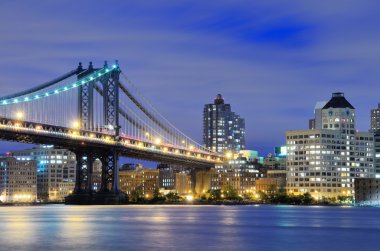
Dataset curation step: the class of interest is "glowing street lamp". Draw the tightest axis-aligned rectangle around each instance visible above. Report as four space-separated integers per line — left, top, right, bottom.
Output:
186 195 194 202
16 112 24 119
72 121 80 129
155 138 161 144
225 151 233 159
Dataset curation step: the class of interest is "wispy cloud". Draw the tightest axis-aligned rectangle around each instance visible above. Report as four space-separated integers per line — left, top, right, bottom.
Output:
0 1 379 155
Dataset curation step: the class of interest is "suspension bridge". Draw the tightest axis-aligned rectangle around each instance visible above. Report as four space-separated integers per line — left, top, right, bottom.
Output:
0 61 222 204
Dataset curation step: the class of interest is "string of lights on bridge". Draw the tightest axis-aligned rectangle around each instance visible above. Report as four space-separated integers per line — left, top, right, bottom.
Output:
0 64 118 106
0 62 225 163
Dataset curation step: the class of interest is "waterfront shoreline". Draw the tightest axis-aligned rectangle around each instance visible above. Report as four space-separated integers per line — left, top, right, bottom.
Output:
0 201 355 207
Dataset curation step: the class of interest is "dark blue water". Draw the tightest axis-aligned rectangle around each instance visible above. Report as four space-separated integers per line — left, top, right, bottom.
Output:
0 205 379 251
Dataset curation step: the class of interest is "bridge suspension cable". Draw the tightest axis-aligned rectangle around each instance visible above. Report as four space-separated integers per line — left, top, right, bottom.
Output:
0 62 216 155
119 72 211 153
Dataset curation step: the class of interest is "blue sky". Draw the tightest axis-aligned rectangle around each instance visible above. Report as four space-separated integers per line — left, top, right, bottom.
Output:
0 1 380 163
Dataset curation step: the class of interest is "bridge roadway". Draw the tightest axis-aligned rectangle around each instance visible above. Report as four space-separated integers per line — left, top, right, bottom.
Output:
0 116 222 168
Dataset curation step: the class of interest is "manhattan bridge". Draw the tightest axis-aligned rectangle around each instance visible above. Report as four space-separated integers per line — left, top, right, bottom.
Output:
0 61 223 204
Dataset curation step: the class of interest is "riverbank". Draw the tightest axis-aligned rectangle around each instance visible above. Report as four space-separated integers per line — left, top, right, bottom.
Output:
0 200 354 207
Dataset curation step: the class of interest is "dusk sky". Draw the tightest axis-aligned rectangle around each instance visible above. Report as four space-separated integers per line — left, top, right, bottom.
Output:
1 1 380 158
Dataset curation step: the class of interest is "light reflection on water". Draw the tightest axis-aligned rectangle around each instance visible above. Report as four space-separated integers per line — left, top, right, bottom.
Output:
0 205 380 251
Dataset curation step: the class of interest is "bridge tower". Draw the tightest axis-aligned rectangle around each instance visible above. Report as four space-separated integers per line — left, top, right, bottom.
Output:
66 61 125 204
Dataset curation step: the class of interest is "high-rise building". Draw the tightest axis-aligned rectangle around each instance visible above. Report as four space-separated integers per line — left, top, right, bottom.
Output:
309 101 327 129
0 157 37 203
286 93 375 199
370 104 380 177
371 103 380 131
12 146 76 202
374 131 380 177
203 94 245 154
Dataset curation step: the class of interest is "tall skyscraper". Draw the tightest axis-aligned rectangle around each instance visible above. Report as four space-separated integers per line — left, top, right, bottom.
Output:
286 93 375 199
371 103 380 131
203 94 245 154
370 104 380 177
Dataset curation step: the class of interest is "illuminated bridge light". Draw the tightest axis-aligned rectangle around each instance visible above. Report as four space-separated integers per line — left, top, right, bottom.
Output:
90 77 94 80
2 100 7 105
81 80 85 84
16 112 23 119
54 90 59 94
24 97 29 101
73 83 77 87
14 99 18 103
112 64 117 69
45 93 49 97
72 121 80 129
34 95 39 99
64 87 68 91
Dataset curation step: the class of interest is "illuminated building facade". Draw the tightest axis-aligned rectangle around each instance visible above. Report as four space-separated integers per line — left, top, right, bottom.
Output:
286 93 375 199
157 163 194 194
92 159 102 192
354 178 380 204
203 94 245 154
11 146 76 202
371 103 380 131
255 178 282 193
213 156 262 195
195 169 214 195
0 157 37 203
370 104 380 177
175 172 192 195
119 166 159 198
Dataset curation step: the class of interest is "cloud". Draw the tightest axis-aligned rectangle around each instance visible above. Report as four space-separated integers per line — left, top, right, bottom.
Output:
0 1 379 156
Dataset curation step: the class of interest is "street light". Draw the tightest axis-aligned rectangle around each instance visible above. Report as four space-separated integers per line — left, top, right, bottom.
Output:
16 112 24 119
225 151 233 159
72 120 80 128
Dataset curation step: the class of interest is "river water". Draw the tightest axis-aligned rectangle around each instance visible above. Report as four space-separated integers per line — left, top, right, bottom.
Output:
0 205 379 251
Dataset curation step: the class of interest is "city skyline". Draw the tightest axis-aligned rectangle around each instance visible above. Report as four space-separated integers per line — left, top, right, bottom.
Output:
1 1 380 155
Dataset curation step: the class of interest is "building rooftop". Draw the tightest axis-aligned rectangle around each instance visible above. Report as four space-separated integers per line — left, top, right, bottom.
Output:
322 92 355 109
214 94 224 105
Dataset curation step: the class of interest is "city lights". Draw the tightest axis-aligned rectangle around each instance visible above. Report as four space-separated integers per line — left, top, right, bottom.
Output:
72 121 80 128
16 111 24 119
185 195 193 202
155 138 161 144
225 151 232 159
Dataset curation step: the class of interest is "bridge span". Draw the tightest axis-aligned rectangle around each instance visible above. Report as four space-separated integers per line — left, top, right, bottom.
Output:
0 61 223 204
